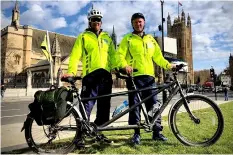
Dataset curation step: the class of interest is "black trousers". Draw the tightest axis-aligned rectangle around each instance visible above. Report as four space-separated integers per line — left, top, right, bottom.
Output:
126 75 163 133
81 69 113 126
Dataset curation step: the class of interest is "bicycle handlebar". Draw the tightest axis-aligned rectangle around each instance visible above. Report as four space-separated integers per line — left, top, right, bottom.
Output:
173 64 186 72
115 64 186 80
115 68 138 79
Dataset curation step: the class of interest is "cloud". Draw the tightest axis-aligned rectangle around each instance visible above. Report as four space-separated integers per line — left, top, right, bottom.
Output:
1 10 11 28
46 17 67 30
56 1 90 16
20 3 67 30
82 1 163 42
69 14 88 35
1 1 15 10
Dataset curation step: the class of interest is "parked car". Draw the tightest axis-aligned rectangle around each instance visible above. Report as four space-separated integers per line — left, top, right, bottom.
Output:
190 84 198 91
203 86 212 92
186 87 194 95
212 86 223 93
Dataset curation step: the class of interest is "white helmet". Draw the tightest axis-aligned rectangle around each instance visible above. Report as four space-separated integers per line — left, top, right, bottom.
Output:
87 9 103 20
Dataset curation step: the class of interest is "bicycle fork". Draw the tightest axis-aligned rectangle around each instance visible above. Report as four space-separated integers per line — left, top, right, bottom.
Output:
182 97 200 124
178 85 200 124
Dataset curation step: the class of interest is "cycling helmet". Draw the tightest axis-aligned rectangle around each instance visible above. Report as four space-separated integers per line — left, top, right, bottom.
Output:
87 9 103 20
131 13 145 22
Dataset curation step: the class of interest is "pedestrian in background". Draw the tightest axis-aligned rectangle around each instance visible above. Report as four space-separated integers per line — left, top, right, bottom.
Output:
1 84 5 98
224 86 228 101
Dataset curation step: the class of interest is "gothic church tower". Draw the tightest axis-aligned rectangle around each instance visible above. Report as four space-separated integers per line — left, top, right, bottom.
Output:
1 0 33 76
167 10 194 84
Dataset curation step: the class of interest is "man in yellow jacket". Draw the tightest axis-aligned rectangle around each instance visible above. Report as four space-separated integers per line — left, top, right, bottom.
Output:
117 13 176 145
63 8 116 145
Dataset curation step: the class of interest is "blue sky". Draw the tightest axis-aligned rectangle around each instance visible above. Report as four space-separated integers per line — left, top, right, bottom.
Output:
1 0 233 74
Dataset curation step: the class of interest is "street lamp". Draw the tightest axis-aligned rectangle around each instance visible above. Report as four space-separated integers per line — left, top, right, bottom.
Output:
159 0 167 104
210 66 217 100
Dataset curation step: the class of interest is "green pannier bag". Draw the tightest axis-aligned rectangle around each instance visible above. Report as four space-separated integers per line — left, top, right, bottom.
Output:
28 86 69 126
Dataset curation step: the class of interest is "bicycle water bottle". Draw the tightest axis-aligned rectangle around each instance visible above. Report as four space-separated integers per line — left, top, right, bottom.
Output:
148 100 161 117
112 100 129 117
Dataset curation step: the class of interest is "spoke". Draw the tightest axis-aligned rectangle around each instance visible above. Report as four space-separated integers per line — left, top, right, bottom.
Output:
28 110 78 153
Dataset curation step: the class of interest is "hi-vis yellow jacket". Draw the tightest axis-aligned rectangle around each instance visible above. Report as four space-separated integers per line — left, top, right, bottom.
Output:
68 30 116 77
117 33 171 77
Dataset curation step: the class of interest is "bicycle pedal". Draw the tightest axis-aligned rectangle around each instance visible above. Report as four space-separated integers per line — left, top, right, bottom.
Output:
95 135 113 144
75 139 85 149
141 123 152 132
144 128 152 132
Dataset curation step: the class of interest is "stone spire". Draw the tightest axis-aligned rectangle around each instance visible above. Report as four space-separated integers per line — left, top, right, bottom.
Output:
181 9 185 22
51 34 61 57
111 25 117 49
187 13 191 27
167 13 171 36
167 12 171 25
11 0 20 30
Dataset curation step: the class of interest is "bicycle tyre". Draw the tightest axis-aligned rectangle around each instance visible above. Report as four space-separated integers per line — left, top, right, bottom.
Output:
25 104 79 154
169 94 224 146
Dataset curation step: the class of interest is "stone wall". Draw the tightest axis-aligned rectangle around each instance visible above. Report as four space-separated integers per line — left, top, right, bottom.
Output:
3 88 48 97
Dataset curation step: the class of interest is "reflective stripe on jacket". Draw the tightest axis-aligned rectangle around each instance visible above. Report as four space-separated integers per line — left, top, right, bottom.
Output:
68 30 116 77
117 33 171 77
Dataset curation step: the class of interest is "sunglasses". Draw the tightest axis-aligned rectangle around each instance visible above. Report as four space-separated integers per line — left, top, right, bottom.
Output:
90 18 102 22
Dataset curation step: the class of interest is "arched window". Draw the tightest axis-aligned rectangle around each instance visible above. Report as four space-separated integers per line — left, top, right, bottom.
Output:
14 54 21 65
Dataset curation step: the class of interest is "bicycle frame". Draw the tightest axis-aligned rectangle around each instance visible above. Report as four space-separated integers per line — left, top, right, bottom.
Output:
67 73 198 133
96 80 179 131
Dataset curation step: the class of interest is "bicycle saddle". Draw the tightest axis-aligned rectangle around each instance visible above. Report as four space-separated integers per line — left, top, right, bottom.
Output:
61 76 82 84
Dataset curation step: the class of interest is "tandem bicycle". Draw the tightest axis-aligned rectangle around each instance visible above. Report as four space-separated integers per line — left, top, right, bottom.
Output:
21 64 224 154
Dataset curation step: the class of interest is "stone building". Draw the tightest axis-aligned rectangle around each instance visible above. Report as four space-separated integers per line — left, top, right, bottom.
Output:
167 10 194 84
1 2 84 88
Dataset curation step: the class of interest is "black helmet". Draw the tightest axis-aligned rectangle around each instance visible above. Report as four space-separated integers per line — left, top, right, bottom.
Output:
131 13 145 22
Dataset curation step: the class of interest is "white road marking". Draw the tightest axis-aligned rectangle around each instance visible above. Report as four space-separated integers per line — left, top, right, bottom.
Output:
1 114 27 118
1 109 20 112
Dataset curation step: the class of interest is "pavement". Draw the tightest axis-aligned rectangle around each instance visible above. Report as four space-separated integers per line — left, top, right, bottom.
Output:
1 92 232 154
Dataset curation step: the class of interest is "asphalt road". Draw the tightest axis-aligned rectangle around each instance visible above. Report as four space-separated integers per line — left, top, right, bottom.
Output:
1 95 128 125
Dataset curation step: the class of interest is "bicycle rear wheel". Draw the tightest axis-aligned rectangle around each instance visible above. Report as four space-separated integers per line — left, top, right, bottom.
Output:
25 104 79 154
169 95 224 146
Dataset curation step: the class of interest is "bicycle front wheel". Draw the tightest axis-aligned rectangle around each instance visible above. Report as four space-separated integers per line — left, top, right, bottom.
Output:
25 104 79 154
169 95 224 146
